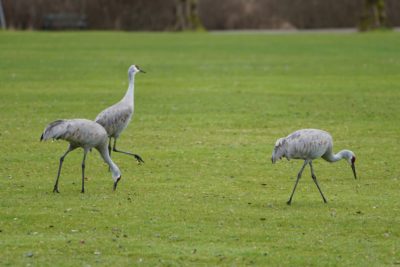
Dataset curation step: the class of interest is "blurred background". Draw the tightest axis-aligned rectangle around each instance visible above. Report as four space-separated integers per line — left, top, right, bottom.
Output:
1 0 399 31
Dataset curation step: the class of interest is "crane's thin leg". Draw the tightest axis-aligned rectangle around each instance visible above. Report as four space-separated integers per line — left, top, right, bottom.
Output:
107 137 112 172
108 137 112 158
309 161 327 203
81 149 88 193
112 138 144 164
53 145 74 193
287 160 308 205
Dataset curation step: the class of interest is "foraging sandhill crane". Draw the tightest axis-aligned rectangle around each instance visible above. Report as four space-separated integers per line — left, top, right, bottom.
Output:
95 65 145 164
40 119 121 193
271 129 357 205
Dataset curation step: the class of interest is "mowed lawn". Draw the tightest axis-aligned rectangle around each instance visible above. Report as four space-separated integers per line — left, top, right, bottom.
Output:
0 31 399 266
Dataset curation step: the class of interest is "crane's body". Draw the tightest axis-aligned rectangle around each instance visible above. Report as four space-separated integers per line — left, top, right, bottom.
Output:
41 119 121 193
95 65 145 163
95 76 134 139
272 129 357 204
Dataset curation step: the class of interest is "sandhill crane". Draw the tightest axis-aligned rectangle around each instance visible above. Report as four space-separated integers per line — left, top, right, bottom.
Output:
40 119 121 193
95 65 145 165
271 129 357 205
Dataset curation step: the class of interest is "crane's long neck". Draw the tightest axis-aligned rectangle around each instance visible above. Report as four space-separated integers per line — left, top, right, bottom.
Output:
323 149 352 163
123 73 135 104
98 146 121 181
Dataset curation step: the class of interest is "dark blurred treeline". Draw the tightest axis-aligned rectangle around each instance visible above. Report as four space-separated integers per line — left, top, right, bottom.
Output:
200 0 399 29
3 0 400 30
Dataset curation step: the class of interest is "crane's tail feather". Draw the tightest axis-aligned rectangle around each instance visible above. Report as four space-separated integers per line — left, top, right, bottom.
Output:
40 120 69 141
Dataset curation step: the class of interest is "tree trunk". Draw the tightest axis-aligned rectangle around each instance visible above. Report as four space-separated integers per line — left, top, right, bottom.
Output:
359 0 387 31
175 0 203 31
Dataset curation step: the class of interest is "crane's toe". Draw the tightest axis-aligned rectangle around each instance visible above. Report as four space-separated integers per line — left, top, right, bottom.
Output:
134 155 145 164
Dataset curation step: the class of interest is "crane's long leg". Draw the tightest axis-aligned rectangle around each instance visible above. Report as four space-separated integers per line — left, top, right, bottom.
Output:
309 161 327 203
107 137 112 172
112 138 144 164
108 137 112 158
81 149 88 193
287 160 309 205
53 145 74 193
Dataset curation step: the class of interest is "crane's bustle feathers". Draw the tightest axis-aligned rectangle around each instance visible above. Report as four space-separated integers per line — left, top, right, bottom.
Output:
40 120 68 141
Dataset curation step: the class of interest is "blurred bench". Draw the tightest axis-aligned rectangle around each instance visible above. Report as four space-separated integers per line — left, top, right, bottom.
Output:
43 13 87 30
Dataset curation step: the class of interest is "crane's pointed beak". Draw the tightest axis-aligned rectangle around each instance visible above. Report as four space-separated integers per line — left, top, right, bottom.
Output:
351 163 357 179
139 69 146 74
113 176 121 191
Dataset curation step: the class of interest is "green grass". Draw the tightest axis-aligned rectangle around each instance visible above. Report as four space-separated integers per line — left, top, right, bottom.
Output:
0 31 399 266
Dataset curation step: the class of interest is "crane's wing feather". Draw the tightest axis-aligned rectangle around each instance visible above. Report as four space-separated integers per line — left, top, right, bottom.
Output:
271 138 287 163
40 120 69 141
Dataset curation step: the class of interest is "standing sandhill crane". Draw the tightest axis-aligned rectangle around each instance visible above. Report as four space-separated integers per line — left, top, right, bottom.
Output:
40 119 121 193
95 65 145 164
271 129 357 205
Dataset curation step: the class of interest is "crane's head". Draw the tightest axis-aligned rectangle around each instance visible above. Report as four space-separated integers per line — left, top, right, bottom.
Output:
271 137 287 164
113 176 121 191
110 164 122 190
343 150 357 179
128 65 146 76
350 154 357 180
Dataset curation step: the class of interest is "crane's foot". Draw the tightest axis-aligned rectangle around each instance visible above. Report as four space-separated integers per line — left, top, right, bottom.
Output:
81 189 85 194
286 200 292 205
134 154 145 164
53 187 60 193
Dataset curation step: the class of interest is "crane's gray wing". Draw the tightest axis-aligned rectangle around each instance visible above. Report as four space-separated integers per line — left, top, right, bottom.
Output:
95 104 133 136
41 119 108 147
285 129 332 159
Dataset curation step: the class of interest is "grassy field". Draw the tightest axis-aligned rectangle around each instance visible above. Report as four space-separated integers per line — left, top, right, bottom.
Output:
0 30 399 266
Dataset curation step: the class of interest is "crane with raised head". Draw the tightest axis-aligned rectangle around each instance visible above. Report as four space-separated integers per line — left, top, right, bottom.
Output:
95 65 145 164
